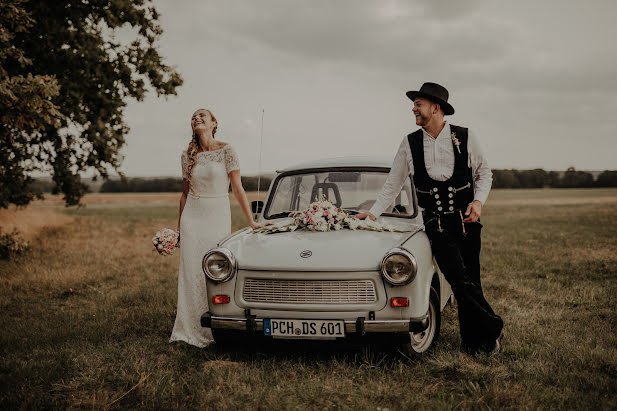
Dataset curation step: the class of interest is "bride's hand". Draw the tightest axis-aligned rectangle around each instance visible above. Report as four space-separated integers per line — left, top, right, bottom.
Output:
250 221 273 229
355 212 376 221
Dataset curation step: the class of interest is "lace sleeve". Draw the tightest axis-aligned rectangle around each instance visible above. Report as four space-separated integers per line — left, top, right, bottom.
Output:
181 151 189 179
224 145 240 174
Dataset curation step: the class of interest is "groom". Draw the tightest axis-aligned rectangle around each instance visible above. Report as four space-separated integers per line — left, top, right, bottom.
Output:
357 82 504 354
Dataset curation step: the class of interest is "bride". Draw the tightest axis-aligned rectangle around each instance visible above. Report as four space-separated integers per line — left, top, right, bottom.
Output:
170 108 268 347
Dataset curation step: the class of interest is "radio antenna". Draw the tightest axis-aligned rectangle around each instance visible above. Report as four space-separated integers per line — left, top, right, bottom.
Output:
256 108 265 201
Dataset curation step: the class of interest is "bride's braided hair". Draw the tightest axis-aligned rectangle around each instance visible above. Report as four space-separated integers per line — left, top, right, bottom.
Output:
185 109 218 194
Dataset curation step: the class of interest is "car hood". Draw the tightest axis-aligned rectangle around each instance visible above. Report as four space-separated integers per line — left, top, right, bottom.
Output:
221 223 415 271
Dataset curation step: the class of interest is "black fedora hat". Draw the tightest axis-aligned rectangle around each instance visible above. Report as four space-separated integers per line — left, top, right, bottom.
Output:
406 82 455 115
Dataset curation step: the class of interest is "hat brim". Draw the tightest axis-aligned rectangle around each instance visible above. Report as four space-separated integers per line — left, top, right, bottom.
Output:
406 91 455 115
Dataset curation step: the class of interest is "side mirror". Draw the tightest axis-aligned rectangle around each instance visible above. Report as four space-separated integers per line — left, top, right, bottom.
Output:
251 200 264 214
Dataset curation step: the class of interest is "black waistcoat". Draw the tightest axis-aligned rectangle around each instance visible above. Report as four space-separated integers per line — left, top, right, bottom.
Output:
408 124 474 213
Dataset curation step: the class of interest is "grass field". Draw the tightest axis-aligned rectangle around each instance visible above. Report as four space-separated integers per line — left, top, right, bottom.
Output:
1 189 616 409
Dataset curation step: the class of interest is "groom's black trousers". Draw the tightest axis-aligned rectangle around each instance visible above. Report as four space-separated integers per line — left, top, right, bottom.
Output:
423 211 503 353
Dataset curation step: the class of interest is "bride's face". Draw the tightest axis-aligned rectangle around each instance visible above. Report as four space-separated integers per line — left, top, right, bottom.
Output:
191 110 216 133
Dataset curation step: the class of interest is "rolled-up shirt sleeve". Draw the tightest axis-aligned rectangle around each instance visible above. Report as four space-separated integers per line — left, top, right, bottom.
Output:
467 129 492 205
369 138 412 217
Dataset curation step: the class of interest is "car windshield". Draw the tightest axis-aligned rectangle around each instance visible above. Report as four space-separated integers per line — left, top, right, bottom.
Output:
265 169 416 219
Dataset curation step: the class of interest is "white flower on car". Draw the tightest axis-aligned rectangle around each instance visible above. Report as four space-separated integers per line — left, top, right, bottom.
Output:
315 222 328 232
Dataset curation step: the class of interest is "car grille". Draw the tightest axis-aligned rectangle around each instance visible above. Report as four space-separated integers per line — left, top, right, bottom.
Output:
243 278 377 304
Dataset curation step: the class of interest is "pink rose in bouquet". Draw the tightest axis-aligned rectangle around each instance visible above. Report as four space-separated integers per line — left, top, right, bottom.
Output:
152 228 180 256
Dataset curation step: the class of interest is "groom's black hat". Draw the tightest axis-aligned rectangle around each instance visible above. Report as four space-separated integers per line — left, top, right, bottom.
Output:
406 82 455 115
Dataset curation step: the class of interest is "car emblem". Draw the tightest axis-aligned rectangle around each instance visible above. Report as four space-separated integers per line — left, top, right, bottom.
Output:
300 250 312 258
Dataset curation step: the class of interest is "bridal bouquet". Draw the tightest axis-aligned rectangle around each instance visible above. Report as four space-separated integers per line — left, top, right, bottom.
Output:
152 228 180 256
252 199 411 234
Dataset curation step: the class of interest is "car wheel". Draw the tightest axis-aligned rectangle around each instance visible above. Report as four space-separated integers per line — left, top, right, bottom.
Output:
406 286 441 354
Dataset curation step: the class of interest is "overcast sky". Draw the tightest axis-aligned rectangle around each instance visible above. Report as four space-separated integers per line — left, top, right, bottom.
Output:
119 0 617 177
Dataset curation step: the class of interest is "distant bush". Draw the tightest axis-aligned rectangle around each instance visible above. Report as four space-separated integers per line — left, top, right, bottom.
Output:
492 170 521 188
99 176 273 193
557 167 594 188
89 169 617 192
27 179 56 194
594 170 617 187
492 168 604 189
0 229 29 260
100 178 183 193
517 169 549 188
240 176 273 192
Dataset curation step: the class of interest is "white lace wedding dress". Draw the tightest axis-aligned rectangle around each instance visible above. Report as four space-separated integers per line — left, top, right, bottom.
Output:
170 144 239 347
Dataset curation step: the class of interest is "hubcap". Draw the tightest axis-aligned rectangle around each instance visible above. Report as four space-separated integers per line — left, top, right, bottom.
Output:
410 299 436 353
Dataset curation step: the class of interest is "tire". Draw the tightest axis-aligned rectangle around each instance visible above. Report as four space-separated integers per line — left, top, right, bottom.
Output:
405 286 441 354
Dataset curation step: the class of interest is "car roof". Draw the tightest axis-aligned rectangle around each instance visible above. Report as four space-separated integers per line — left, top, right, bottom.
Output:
277 156 393 173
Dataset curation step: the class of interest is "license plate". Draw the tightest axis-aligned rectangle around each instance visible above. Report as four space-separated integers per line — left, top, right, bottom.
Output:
264 319 345 339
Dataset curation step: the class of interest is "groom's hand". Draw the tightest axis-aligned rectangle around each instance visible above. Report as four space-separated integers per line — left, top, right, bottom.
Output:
355 212 376 221
463 200 482 223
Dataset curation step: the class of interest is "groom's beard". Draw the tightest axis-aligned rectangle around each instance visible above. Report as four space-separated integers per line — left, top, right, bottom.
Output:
415 114 429 127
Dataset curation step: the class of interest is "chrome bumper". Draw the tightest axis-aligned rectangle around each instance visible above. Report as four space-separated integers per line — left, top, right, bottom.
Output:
201 312 429 334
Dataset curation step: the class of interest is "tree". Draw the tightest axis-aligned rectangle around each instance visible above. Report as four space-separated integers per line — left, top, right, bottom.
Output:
517 169 549 188
558 167 594 188
1 0 182 207
594 170 617 187
0 0 64 207
492 169 520 188
547 171 561 188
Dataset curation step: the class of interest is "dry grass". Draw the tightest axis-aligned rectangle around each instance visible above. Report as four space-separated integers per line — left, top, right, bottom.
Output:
1 189 616 409
0 202 74 240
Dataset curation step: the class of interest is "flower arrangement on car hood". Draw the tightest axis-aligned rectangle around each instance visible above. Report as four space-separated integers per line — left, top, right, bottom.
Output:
252 200 411 234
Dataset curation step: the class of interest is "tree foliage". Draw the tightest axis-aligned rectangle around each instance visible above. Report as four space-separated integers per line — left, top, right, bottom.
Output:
99 176 274 193
1 0 182 208
491 168 601 189
0 0 64 207
594 170 617 187
558 167 594 188
100 177 183 193
492 169 521 188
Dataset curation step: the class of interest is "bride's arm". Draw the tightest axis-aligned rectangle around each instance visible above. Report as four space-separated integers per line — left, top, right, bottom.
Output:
177 179 189 232
229 170 269 229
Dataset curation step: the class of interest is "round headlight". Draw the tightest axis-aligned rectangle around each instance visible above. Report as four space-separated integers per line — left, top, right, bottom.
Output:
202 248 236 282
380 247 417 285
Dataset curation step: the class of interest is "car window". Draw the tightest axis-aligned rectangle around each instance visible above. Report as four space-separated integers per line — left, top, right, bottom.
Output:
266 170 415 218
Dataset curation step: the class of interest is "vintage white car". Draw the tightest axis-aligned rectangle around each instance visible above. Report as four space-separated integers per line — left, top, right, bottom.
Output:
200 157 452 353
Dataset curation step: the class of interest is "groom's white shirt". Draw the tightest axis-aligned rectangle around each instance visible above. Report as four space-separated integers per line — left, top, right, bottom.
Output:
369 122 492 217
